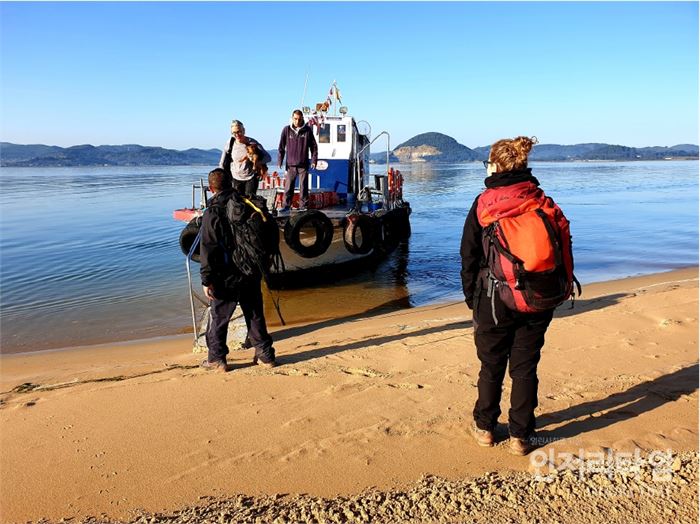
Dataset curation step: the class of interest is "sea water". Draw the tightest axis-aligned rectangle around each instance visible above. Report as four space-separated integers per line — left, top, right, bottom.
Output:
0 161 697 354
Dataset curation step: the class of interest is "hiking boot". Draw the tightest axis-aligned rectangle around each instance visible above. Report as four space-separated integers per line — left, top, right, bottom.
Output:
508 436 533 456
471 422 494 447
253 354 276 368
200 359 229 373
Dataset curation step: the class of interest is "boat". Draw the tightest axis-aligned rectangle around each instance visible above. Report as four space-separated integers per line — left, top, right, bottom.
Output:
173 83 411 343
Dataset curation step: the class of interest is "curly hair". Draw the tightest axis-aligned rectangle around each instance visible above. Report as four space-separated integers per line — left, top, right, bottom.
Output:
489 136 539 173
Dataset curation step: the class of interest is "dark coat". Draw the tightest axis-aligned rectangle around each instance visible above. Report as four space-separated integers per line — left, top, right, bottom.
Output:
459 169 541 308
199 189 245 298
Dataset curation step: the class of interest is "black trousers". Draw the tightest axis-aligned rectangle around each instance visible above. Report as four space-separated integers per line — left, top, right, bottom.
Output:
206 278 274 363
283 166 309 208
233 177 259 197
472 290 554 438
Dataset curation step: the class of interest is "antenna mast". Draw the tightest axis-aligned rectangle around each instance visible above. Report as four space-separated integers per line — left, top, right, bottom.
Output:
301 72 309 107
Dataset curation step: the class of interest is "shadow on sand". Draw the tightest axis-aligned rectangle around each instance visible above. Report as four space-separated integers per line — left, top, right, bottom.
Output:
280 318 472 366
274 292 630 345
273 296 415 342
536 363 699 442
273 292 638 372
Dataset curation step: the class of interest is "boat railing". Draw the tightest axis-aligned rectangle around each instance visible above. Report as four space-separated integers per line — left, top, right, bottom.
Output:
355 131 396 210
185 231 209 347
190 179 209 209
356 130 390 168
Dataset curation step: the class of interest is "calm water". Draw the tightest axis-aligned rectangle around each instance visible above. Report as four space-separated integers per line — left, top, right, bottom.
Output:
0 161 697 354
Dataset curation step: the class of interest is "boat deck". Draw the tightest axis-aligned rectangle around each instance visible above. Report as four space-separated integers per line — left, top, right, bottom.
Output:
274 205 356 226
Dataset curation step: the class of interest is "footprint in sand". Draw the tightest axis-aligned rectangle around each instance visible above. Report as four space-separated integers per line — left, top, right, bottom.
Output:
387 383 425 390
298 341 320 349
273 368 319 377
281 416 313 428
340 367 386 378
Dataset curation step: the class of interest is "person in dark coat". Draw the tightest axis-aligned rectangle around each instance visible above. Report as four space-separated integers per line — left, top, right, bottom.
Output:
278 109 318 212
460 136 554 456
200 168 276 371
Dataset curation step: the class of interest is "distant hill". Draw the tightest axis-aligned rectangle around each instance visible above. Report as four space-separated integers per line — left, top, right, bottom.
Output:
526 143 699 161
0 143 222 167
3 138 696 168
389 132 480 163
371 135 698 163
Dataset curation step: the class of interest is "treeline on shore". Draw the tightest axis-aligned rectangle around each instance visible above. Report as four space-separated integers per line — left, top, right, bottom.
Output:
372 133 699 164
1 134 698 168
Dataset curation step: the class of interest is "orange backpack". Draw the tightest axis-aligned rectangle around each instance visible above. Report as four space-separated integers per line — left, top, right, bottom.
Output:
477 182 580 319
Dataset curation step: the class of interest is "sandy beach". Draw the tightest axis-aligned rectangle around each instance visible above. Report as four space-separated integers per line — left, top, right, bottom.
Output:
1 268 698 523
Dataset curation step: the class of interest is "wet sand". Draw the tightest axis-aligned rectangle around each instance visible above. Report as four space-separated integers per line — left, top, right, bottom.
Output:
0 268 697 523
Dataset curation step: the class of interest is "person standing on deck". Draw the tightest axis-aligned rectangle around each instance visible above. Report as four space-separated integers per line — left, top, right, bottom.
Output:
278 109 318 212
219 120 271 197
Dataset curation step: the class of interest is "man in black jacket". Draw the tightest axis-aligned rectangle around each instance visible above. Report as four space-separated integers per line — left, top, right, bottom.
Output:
278 109 318 212
200 168 276 371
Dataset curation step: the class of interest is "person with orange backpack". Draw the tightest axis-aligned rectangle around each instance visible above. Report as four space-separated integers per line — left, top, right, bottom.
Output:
460 136 579 456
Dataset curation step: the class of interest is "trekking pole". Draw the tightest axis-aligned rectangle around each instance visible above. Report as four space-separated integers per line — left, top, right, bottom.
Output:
263 277 286 326
186 231 203 345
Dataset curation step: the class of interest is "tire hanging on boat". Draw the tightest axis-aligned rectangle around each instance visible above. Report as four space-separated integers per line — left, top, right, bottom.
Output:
389 207 411 240
179 216 202 263
284 210 334 259
342 214 377 255
375 210 404 255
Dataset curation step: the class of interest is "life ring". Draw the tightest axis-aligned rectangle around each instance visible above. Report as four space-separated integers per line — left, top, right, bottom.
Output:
343 214 377 255
179 216 202 263
284 210 334 258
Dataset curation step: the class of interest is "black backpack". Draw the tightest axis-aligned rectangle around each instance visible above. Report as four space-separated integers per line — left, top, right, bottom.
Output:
224 193 283 280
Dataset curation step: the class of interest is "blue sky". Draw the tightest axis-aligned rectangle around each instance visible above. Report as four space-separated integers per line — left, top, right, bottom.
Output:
1 2 697 150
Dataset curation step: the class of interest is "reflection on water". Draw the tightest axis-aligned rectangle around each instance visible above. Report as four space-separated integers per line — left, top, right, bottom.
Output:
0 161 697 354
265 243 411 327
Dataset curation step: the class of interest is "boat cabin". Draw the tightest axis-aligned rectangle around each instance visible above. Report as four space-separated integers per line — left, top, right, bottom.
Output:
303 108 370 200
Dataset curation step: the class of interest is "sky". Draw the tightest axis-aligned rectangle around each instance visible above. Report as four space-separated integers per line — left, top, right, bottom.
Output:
1 1 698 151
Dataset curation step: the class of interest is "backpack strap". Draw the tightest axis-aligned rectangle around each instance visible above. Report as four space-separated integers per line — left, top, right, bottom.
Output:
568 274 583 309
221 137 236 178
485 222 522 266
242 197 268 223
535 208 563 266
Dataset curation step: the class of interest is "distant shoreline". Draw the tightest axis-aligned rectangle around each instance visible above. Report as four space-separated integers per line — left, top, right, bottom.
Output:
1 157 698 168
2 139 697 167
372 157 699 165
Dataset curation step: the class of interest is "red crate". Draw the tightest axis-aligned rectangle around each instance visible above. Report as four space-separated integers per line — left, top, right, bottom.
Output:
272 190 338 210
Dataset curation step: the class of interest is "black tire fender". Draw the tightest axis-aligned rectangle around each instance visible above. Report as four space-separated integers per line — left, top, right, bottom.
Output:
342 214 377 255
284 210 334 258
376 212 401 255
390 208 411 240
179 216 202 263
